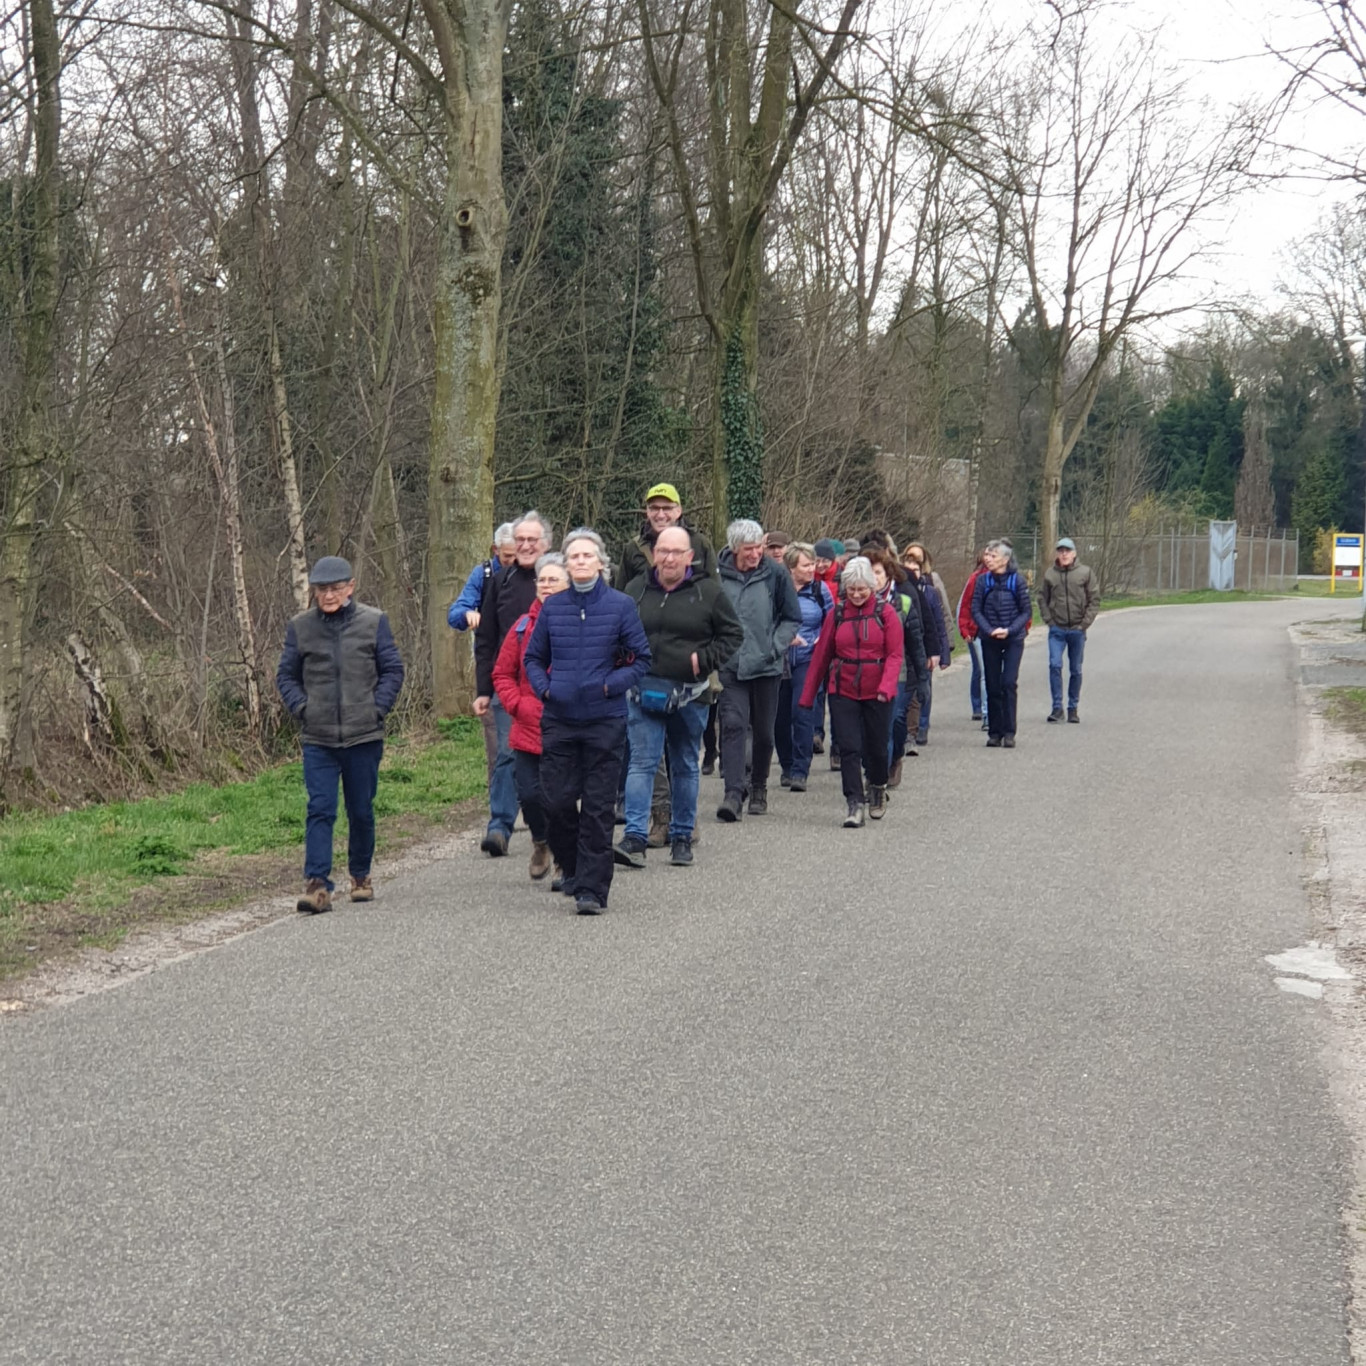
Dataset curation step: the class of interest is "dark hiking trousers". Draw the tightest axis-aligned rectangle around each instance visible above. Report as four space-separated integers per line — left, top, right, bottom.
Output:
717 672 779 798
828 695 891 804
512 749 550 844
539 715 626 906
980 634 1024 739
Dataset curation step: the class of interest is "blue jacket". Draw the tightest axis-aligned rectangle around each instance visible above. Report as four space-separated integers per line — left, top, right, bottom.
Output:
972 568 1032 639
524 577 652 723
447 559 492 631
789 580 833 670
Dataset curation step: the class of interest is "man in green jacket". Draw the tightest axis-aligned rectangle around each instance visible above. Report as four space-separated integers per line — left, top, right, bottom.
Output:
618 526 744 867
614 482 717 589
1040 537 1098 723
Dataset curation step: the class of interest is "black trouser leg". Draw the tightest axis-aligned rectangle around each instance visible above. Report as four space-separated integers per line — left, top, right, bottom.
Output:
538 720 583 880
513 749 549 843
717 673 752 798
828 695 869 804
999 636 1024 737
860 698 891 788
981 636 1007 738
747 676 780 789
575 717 626 905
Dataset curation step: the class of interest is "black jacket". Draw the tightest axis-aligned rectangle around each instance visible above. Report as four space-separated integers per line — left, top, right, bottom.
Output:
474 562 538 697
623 567 745 683
614 520 718 590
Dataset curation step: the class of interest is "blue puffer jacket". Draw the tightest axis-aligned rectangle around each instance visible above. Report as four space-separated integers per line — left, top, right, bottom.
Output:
524 577 652 722
789 580 833 669
972 567 1032 639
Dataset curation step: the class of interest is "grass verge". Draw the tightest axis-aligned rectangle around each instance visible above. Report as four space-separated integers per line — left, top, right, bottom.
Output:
1099 583 1332 611
1323 688 1366 741
0 718 486 982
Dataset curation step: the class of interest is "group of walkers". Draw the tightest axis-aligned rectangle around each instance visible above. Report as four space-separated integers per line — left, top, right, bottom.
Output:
276 483 1099 918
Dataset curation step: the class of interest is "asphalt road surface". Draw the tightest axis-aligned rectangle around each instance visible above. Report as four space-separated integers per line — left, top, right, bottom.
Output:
1 599 1357 1365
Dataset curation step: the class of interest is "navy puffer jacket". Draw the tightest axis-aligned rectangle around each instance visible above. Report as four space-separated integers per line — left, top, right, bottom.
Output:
524 577 652 722
972 566 1032 639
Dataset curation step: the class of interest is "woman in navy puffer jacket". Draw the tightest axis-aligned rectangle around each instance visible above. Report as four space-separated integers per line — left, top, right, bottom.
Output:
525 529 651 914
971 539 1032 748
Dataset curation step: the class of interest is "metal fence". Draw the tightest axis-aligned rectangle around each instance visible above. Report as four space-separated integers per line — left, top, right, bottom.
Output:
1001 524 1300 595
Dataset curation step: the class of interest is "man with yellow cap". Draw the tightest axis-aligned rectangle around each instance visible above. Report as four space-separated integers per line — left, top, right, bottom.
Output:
613 482 717 590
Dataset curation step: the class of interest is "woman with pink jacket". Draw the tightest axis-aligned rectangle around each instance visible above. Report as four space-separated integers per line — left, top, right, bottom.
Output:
799 556 904 828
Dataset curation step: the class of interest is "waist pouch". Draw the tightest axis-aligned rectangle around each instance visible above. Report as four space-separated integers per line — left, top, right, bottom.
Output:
631 674 708 715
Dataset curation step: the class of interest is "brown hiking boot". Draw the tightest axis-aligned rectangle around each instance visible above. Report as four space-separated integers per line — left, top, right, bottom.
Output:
887 757 904 789
647 810 670 848
529 841 552 880
297 878 332 914
349 876 374 903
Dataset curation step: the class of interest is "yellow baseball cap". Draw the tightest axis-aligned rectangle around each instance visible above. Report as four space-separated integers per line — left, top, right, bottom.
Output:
645 482 681 505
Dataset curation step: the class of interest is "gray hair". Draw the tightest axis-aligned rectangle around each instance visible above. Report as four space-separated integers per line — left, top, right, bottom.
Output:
514 510 552 545
984 539 1018 570
562 527 610 571
534 552 566 576
726 518 765 552
494 521 515 547
840 555 876 591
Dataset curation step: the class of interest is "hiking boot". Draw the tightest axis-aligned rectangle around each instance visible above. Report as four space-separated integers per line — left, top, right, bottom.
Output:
830 751 842 771
551 865 566 892
915 730 929 747
780 771 792 789
613 834 648 869
868 785 888 819
529 841 552 880
788 777 807 793
812 735 825 755
904 735 919 757
613 800 626 825
670 837 693 867
701 754 716 776
986 736 1003 748
1003 735 1016 748
1068 708 1080 724
748 787 768 816
297 878 332 914
647 811 670 848
716 792 743 822
1047 708 1064 723
887 757 904 789
349 876 374 903
981 719 989 731
480 829 509 857
972 711 982 721
843 799 865 828
575 894 603 915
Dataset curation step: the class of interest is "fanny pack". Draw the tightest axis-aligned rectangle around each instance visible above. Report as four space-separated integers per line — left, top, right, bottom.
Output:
630 674 708 715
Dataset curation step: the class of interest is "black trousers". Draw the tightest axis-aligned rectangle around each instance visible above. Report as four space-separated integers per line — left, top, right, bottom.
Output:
717 672 779 798
980 635 1024 739
512 749 549 844
828 695 891 804
539 716 627 905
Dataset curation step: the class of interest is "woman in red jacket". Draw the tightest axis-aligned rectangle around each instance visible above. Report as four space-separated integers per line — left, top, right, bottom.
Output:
799 556 904 828
957 549 988 730
493 553 569 882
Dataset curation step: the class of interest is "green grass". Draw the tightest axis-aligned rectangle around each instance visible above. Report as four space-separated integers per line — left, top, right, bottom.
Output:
0 718 486 976
1323 687 1366 739
1098 583 1333 611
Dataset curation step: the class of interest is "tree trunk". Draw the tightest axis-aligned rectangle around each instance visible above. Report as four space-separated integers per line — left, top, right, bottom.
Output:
427 14 509 716
0 0 60 787
1039 405 1066 580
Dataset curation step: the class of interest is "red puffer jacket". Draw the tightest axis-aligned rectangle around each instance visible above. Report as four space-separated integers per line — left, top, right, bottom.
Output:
798 594 903 705
957 569 981 641
492 598 546 755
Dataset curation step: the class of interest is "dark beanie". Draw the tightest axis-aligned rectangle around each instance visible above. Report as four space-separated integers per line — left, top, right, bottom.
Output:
813 538 842 560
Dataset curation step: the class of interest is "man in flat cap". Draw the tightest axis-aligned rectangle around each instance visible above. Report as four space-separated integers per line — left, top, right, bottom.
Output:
277 556 405 914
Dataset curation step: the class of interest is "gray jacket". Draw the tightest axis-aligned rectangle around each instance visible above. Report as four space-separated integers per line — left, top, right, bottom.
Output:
715 549 803 680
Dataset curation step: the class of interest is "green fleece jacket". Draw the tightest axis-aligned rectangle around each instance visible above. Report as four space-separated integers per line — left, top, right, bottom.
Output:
622 567 744 683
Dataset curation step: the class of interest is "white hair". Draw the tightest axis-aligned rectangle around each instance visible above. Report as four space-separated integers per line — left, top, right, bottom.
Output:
562 527 610 571
727 518 765 552
514 510 552 545
494 521 515 547
534 552 566 575
840 556 876 590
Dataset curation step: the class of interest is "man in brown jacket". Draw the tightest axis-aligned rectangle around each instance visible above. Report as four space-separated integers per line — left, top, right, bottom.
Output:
1041 537 1098 723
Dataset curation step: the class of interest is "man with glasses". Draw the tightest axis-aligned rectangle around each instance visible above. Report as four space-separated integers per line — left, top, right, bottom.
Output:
618 525 743 867
277 555 405 914
613 482 717 589
474 512 551 857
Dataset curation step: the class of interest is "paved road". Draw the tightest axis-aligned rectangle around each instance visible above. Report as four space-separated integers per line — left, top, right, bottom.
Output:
1 600 1357 1364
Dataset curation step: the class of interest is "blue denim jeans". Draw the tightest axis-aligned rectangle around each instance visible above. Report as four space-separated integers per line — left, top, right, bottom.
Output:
625 697 708 841
1048 626 1086 710
969 637 987 721
302 740 384 888
487 694 518 839
775 661 817 781
889 678 911 765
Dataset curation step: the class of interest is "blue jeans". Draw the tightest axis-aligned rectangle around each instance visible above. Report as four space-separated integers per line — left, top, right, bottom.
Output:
969 637 987 722
775 661 817 781
302 740 384 888
625 697 707 841
889 679 910 765
488 695 518 838
1048 627 1086 710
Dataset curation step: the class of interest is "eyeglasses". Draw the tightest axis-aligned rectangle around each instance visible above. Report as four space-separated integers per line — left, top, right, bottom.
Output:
315 583 351 595
655 548 689 559
514 536 544 547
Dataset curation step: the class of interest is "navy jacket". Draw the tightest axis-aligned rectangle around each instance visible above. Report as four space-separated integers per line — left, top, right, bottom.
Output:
972 568 1032 639
524 578 652 723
